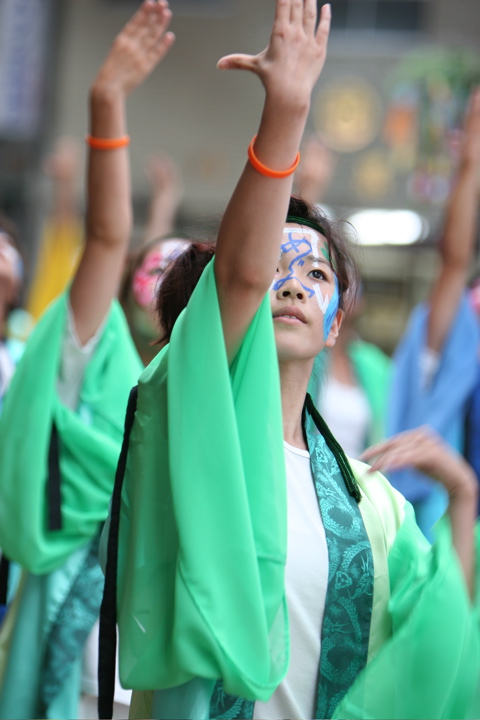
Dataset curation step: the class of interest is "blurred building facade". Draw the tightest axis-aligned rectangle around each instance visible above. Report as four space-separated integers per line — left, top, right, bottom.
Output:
0 0 479 350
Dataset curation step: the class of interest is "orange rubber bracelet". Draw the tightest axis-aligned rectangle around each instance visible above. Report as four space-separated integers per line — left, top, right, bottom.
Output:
248 135 300 178
85 134 130 150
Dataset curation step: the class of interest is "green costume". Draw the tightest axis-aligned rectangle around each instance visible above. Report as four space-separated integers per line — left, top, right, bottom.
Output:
348 339 391 446
113 260 480 720
0 293 142 719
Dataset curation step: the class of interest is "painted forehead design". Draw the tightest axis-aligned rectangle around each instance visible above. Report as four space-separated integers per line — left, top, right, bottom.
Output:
281 226 330 261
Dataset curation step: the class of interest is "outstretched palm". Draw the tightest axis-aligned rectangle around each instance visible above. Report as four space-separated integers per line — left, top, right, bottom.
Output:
218 0 331 107
95 0 175 96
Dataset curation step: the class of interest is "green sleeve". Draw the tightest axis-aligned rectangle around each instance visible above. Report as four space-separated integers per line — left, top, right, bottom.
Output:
0 294 142 574
117 260 289 701
334 504 480 719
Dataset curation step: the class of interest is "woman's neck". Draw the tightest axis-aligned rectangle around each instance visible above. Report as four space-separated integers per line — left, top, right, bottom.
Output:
279 358 313 450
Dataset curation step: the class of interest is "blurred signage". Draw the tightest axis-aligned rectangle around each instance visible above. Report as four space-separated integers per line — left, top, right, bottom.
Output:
0 0 52 140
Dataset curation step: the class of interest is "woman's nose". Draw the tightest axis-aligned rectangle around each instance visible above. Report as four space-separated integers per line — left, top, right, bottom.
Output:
277 276 305 300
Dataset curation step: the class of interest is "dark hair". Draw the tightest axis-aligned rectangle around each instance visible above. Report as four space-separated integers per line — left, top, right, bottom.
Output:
156 241 216 343
154 196 358 345
287 196 358 314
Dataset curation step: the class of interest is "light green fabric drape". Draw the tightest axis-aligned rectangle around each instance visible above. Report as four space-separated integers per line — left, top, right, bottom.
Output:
0 293 143 574
335 501 480 719
117 260 289 701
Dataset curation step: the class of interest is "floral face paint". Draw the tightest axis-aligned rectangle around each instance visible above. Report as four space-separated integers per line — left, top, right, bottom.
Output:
272 226 339 339
132 239 188 308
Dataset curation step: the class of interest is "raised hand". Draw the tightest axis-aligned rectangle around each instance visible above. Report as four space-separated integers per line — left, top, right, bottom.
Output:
218 0 331 109
143 153 183 243
294 133 336 204
360 426 477 595
145 153 182 201
360 426 476 498
93 0 175 97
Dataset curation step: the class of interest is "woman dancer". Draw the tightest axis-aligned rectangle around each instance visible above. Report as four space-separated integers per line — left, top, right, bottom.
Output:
388 88 480 538
101 2 480 719
0 3 176 718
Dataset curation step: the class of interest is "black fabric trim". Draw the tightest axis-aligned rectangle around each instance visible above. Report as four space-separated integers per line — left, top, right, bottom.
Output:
98 385 138 720
47 421 63 531
0 554 10 606
304 393 362 503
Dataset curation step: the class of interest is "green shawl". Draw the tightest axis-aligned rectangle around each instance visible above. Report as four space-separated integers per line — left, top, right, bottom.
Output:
117 260 288 701
0 293 143 574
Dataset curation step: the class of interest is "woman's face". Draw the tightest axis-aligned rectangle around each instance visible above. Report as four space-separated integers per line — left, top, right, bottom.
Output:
129 238 189 341
0 232 22 303
270 223 342 363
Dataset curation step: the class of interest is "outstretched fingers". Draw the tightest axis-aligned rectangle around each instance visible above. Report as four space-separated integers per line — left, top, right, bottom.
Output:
316 3 331 45
101 0 175 94
290 0 304 24
217 53 257 73
273 0 290 27
303 0 318 33
131 1 174 55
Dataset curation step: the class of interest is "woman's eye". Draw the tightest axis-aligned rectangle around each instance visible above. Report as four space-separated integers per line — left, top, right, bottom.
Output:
309 269 326 281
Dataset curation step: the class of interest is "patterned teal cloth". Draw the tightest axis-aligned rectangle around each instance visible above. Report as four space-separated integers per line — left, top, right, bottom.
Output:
305 410 373 719
40 534 104 716
210 400 373 720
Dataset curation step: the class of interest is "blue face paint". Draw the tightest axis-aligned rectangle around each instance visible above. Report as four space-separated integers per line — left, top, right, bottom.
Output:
271 231 316 298
273 227 339 340
323 274 339 340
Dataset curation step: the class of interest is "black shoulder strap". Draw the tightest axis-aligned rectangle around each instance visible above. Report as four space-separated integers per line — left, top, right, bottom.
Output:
47 421 63 531
98 385 138 720
0 554 10 607
304 393 362 503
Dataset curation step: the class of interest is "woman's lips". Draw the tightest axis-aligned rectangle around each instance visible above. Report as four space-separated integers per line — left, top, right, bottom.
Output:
272 306 307 324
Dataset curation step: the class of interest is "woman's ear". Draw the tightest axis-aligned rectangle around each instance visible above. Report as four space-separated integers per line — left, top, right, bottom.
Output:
324 308 344 348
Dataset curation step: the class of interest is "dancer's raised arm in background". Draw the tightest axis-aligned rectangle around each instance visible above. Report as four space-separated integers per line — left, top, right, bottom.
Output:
387 89 480 540
427 89 480 353
0 4 176 720
70 0 175 346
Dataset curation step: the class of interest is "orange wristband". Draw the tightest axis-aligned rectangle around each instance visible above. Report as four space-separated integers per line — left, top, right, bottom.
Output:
85 134 130 150
247 135 300 179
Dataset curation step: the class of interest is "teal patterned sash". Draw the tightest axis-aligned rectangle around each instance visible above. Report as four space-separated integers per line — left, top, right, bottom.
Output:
210 396 374 720
304 396 373 719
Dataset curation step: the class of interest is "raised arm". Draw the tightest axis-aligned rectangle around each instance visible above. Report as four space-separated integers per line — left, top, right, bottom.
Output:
214 0 331 359
143 153 183 244
427 88 480 353
361 428 478 599
70 0 175 345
